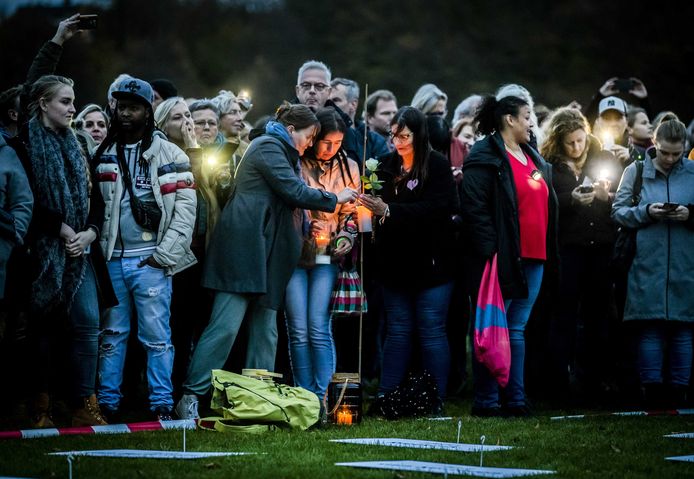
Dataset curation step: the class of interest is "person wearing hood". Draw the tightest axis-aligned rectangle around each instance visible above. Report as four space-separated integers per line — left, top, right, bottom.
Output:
460 95 558 417
176 103 358 419
92 77 197 421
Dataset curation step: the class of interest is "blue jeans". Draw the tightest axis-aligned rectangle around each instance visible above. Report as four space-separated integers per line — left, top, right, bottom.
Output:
638 322 693 387
285 264 338 397
379 282 453 397
98 257 174 412
70 259 101 399
183 291 278 397
473 261 544 409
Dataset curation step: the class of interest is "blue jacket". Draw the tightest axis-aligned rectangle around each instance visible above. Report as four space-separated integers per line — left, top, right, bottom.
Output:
612 153 694 322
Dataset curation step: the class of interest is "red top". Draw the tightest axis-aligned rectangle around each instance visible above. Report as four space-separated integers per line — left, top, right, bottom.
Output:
507 151 549 260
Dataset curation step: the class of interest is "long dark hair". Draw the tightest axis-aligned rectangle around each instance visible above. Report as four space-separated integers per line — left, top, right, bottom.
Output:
307 107 356 187
390 106 431 183
475 95 528 136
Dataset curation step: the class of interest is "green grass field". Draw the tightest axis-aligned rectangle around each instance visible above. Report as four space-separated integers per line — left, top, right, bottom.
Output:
1 399 692 478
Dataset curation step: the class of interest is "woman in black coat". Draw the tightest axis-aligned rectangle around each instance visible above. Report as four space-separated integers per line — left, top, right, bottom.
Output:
359 106 457 403
460 95 558 417
540 107 622 403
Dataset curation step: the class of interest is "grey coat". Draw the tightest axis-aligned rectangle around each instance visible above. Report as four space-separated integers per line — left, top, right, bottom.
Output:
612 154 694 322
0 135 33 297
202 134 338 309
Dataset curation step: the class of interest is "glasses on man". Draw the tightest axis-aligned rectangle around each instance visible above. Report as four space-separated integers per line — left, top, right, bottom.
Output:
299 82 329 93
194 119 218 128
390 132 413 142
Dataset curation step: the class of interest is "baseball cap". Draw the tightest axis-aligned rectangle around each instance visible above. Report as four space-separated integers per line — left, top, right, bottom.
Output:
111 77 154 107
598 96 627 116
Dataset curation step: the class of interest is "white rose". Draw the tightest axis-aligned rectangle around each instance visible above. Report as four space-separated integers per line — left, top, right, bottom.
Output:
365 158 379 172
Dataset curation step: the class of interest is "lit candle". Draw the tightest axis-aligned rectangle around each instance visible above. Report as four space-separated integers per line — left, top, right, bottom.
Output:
315 235 329 249
336 407 353 425
315 234 331 264
356 205 372 233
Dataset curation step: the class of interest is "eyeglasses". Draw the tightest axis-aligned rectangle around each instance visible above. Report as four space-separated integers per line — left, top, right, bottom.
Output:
299 82 329 93
223 109 242 117
390 132 413 142
194 119 218 128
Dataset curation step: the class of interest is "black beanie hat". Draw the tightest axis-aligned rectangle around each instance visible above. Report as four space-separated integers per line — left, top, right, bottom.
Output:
149 79 178 100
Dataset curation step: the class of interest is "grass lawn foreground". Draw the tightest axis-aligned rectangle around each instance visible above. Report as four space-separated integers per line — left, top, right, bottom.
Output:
0 400 693 478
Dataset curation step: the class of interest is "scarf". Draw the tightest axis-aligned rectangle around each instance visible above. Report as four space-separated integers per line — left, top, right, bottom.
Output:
265 120 296 150
27 117 89 314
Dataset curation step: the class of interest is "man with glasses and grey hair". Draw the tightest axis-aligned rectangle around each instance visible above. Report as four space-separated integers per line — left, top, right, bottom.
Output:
294 60 387 166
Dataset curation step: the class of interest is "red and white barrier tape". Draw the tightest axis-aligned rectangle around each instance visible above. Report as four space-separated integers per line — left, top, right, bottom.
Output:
0 419 196 440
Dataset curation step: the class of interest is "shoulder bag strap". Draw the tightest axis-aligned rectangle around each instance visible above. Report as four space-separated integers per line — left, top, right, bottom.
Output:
116 143 138 205
631 160 644 206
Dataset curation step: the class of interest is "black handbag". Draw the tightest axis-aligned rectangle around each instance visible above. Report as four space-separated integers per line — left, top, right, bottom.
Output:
370 371 442 419
611 160 644 276
117 145 162 232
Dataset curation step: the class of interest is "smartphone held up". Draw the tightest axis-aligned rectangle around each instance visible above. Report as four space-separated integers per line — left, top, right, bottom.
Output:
77 14 98 30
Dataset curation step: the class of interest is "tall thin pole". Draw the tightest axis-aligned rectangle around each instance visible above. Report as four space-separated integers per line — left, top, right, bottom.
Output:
358 83 369 381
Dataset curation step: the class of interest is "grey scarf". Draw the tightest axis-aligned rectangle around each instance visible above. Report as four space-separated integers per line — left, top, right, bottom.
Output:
27 117 89 314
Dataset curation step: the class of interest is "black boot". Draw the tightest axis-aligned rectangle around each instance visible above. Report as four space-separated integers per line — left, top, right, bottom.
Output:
642 383 665 410
665 384 688 410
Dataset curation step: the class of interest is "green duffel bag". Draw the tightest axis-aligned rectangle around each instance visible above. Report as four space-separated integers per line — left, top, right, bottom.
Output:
199 369 320 432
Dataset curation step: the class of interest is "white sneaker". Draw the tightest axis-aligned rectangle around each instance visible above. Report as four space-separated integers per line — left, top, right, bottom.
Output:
175 394 199 419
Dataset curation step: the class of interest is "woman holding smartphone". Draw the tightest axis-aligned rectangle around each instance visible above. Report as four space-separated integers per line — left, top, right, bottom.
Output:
612 119 694 409
540 107 622 404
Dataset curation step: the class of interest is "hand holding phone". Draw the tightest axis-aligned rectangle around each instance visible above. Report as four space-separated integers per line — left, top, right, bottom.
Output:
578 185 594 194
661 202 679 212
614 78 634 93
77 14 98 30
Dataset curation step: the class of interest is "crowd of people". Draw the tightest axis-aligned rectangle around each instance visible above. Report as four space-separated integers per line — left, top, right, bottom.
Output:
1 14 694 427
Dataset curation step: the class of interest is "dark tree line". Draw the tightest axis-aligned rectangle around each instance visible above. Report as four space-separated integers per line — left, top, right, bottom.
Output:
2 0 693 124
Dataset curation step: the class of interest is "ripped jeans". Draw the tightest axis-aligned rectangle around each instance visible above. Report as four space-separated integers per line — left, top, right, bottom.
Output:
98 256 174 412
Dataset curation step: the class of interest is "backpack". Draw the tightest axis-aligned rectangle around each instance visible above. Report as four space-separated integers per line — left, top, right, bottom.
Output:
197 369 320 433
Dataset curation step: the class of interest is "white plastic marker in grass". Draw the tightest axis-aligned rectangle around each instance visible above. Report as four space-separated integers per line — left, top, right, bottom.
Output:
50 450 253 460
67 454 74 479
666 455 694 463
479 435 486 467
551 408 694 420
664 432 694 438
457 419 462 443
331 438 512 452
335 460 556 477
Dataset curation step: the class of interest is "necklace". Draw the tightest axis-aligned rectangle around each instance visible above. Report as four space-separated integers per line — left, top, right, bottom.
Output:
504 143 527 166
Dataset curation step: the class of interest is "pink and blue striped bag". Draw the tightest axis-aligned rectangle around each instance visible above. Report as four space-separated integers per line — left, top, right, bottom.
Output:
473 254 510 387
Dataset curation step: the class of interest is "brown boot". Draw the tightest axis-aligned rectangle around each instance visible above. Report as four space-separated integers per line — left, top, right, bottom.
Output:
72 394 108 427
30 392 55 429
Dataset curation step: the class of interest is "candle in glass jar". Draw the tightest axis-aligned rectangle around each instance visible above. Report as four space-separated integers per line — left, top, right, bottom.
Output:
336 407 353 425
315 235 329 249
